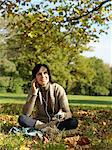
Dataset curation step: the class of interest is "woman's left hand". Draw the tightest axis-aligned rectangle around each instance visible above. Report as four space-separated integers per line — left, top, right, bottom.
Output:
54 109 66 120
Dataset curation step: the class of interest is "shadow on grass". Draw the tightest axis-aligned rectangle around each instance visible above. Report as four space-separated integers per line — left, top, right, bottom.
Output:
69 99 112 105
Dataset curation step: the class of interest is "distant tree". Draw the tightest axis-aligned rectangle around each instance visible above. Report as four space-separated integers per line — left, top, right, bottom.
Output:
108 67 112 96
88 57 111 96
0 17 24 93
69 56 95 95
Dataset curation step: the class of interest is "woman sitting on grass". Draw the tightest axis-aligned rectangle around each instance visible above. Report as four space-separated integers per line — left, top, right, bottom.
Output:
18 64 78 131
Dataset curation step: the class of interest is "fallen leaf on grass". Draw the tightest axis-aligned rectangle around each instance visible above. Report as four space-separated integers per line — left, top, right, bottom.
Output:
0 114 17 124
20 145 30 150
102 121 106 126
32 136 39 144
77 136 90 145
32 136 49 144
43 136 49 144
21 140 35 149
64 135 80 148
77 110 88 115
0 133 6 141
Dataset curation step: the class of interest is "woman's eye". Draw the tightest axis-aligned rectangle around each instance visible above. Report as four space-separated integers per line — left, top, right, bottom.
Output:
37 73 42 76
37 72 48 76
44 72 48 74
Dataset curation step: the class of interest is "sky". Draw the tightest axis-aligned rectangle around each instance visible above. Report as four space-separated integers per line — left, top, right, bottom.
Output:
83 27 112 67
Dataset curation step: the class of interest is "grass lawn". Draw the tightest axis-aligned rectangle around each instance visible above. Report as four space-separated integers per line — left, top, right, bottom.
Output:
68 95 112 107
0 93 112 149
0 93 26 104
0 92 112 106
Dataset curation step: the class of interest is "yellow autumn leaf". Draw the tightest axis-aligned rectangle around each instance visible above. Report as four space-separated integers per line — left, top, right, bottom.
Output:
93 28 96 32
28 32 34 38
27 13 32 17
75 9 80 14
20 145 30 150
109 14 112 20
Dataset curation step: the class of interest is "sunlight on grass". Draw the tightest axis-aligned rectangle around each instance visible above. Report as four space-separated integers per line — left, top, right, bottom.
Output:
68 95 112 101
0 93 112 106
0 93 26 104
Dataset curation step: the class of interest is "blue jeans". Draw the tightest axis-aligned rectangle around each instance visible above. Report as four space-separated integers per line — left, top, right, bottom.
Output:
18 115 78 130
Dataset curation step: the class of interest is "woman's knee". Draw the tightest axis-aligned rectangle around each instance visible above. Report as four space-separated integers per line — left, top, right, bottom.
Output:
57 117 78 130
18 115 27 126
70 117 78 129
65 117 78 129
18 115 36 128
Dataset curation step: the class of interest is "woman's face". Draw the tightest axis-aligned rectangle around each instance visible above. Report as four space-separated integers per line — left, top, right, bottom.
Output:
36 66 49 87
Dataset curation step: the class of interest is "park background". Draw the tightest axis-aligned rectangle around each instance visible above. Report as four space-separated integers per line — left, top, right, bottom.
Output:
0 0 112 149
0 0 112 96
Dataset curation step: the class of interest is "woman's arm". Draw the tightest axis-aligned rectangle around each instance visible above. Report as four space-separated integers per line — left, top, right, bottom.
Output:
23 79 39 116
56 84 72 119
23 94 37 116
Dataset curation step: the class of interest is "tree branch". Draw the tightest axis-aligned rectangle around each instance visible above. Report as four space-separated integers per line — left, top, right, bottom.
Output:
0 1 6 8
67 0 111 22
42 0 111 52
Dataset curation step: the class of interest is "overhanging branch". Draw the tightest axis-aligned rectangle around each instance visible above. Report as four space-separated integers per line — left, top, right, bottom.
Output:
68 0 111 22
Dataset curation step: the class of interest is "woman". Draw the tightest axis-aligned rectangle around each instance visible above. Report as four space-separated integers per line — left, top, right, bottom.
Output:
18 64 78 130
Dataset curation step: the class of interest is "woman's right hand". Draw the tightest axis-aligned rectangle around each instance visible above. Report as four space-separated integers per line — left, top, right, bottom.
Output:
31 79 39 95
